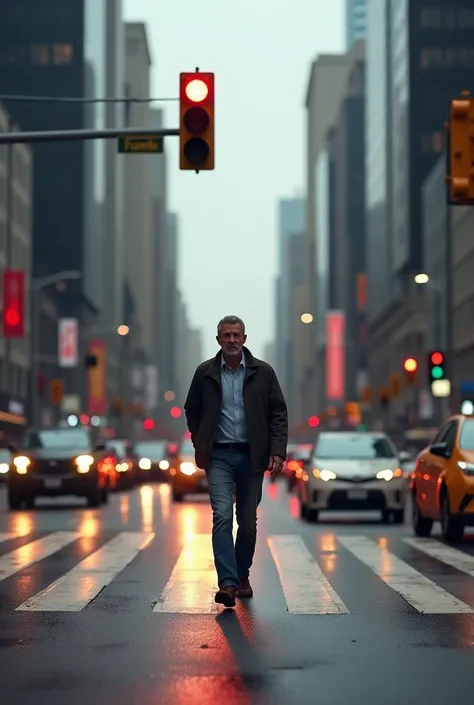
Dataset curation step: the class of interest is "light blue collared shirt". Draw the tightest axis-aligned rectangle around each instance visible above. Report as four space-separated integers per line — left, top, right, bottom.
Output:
215 352 248 443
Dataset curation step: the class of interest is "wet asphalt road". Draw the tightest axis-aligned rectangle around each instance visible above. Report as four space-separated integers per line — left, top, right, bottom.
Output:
0 478 473 705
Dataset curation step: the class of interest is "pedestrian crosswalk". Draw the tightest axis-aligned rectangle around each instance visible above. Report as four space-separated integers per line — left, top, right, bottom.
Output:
1 530 474 615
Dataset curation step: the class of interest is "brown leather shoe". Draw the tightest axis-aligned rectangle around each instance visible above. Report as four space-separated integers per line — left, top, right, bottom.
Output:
237 576 253 598
215 585 237 607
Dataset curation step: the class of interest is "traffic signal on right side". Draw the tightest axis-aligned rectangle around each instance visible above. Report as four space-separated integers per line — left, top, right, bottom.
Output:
447 93 474 204
428 351 446 384
179 71 215 171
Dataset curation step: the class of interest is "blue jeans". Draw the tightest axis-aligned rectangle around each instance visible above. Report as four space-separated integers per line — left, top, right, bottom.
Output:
206 447 264 589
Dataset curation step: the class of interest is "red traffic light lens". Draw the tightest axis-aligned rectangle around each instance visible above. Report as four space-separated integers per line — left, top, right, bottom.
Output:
308 415 320 428
185 79 208 103
143 418 154 430
170 406 182 419
431 352 443 365
5 306 20 326
183 106 210 133
404 357 418 372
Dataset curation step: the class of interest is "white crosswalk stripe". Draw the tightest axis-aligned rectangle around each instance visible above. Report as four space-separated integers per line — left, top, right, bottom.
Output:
0 531 80 582
268 535 348 614
16 532 154 612
1 530 474 614
338 535 474 614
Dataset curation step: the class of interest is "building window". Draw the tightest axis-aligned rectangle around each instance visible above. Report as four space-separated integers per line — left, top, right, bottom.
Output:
31 44 49 65
52 44 73 65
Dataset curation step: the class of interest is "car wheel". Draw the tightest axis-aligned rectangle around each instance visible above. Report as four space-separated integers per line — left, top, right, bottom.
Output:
440 488 464 542
172 491 184 502
412 490 433 537
87 487 102 508
7 490 23 510
392 509 404 524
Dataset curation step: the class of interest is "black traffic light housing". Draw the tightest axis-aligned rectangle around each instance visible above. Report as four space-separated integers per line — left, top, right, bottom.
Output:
179 71 214 171
428 350 446 384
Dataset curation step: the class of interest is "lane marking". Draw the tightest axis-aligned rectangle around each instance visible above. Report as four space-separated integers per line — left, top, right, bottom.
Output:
338 535 474 614
0 534 18 544
404 537 474 576
267 535 349 614
154 534 219 614
16 532 154 612
0 531 80 582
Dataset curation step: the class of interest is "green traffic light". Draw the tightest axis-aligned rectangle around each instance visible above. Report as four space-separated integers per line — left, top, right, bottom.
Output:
432 366 443 379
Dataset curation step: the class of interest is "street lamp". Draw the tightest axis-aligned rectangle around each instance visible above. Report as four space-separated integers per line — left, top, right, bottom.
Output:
414 273 429 285
301 313 313 324
30 270 81 426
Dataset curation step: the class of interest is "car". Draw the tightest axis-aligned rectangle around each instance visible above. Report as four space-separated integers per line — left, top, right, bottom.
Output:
298 430 407 523
285 443 312 491
106 438 139 489
411 414 474 542
135 439 171 482
169 438 208 502
7 426 110 510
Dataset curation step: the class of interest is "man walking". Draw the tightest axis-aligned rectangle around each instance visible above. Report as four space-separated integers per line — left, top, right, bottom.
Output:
184 315 288 608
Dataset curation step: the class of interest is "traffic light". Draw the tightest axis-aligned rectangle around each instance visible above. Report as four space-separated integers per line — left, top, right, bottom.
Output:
170 406 182 419
447 93 474 204
308 415 320 428
2 270 25 338
428 351 446 383
143 418 154 430
50 379 63 405
403 357 418 386
179 71 214 171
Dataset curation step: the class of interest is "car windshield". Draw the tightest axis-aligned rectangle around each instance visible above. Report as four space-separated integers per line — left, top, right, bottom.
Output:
108 440 126 456
23 429 91 450
314 433 395 459
135 442 166 459
180 440 194 456
458 420 474 450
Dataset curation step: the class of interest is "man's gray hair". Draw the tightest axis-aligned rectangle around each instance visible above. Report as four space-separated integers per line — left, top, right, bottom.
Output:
217 315 246 336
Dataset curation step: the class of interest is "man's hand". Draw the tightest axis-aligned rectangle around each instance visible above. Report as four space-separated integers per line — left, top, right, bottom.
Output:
268 456 284 476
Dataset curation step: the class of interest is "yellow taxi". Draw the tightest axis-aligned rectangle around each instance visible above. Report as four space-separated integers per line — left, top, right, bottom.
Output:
411 414 474 541
169 438 208 502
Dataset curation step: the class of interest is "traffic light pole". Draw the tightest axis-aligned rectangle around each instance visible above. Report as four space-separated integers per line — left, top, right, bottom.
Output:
0 127 179 145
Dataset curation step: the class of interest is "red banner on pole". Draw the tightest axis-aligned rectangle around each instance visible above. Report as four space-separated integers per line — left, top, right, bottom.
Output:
87 339 107 415
2 270 25 338
326 311 345 401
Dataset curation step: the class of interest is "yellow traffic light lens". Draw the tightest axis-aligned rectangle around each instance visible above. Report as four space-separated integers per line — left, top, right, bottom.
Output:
183 137 210 165
185 79 208 103
404 357 417 372
184 107 209 134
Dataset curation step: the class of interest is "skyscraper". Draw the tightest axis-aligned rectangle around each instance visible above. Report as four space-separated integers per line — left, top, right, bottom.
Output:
346 0 367 49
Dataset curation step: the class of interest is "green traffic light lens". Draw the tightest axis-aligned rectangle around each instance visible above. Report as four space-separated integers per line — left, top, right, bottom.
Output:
432 366 443 379
183 137 210 165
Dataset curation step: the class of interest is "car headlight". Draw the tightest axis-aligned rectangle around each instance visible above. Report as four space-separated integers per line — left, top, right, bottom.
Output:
0 463 9 474
13 455 30 474
159 460 169 470
457 461 474 475
376 468 403 481
180 461 196 476
75 454 94 473
116 462 129 472
312 468 336 481
139 457 151 470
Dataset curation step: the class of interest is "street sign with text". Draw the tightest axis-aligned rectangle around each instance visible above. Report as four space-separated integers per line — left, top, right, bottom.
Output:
117 135 163 154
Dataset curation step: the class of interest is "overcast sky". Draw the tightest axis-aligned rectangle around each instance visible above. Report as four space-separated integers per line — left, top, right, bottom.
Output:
124 0 344 359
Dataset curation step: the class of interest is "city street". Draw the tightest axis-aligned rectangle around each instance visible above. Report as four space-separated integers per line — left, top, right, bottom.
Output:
0 479 473 704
